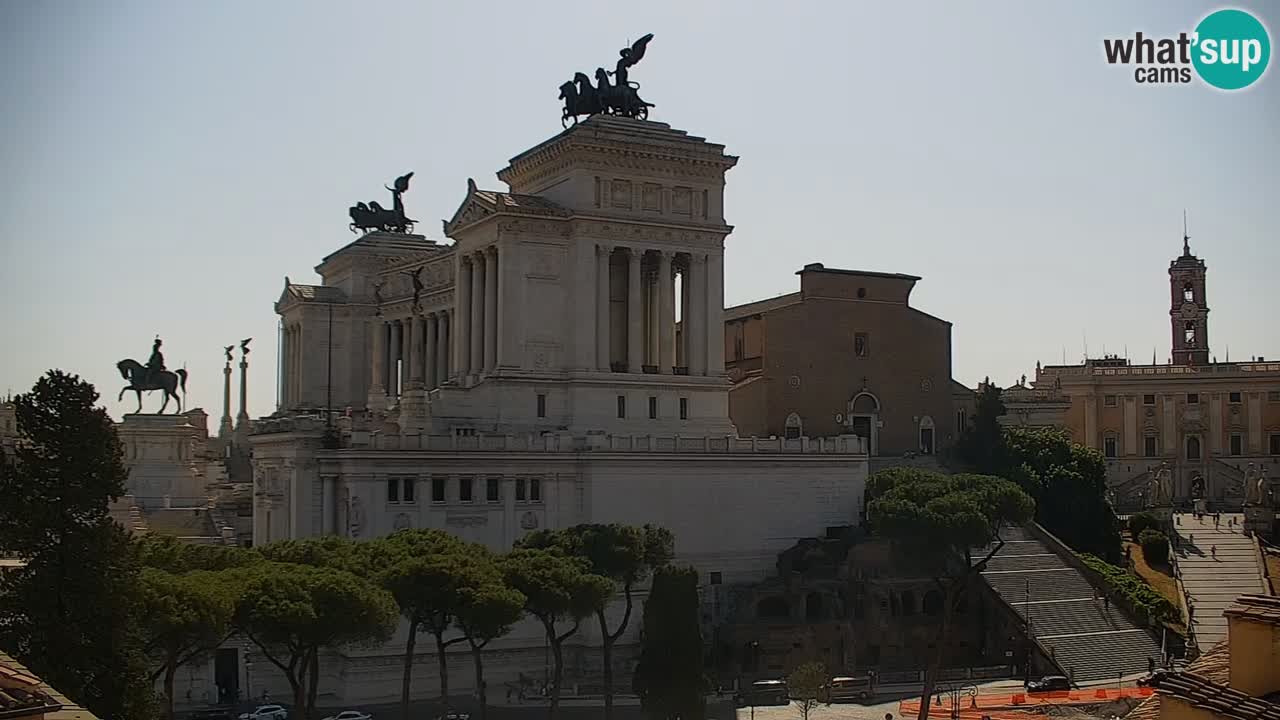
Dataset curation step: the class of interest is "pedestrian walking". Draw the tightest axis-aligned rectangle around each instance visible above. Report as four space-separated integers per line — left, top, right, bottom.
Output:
1211 545 1217 559
1215 513 1220 528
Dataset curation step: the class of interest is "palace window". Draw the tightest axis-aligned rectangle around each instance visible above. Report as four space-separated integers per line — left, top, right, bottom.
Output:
709 571 723 585
679 398 688 420
854 333 869 358
1230 434 1244 456
1144 435 1158 458
387 477 400 503
1143 394 1156 406
1186 436 1201 460
617 395 626 418
1103 436 1118 458
536 394 547 418
431 476 446 503
1229 391 1242 404
648 396 658 420
402 477 415 504
1104 395 1117 407
515 477 526 502
459 476 474 503
1186 393 1199 404
530 476 542 502
1183 283 1194 302
1185 321 1196 344
1271 433 1280 455
487 477 501 503
857 287 867 299
1269 391 1280 402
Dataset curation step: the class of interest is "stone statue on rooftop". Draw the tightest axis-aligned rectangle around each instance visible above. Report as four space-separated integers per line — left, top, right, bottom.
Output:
116 337 188 414
559 34 655 127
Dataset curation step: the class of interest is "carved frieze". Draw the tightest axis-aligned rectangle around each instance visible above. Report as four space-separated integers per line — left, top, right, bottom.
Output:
446 515 488 528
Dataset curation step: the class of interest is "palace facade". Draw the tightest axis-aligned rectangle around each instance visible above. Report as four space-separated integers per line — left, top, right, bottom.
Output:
1020 239 1279 510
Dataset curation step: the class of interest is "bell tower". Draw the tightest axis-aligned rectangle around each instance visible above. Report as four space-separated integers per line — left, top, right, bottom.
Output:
1169 215 1209 366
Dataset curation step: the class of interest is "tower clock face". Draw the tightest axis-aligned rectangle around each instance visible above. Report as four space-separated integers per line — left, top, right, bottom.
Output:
1180 302 1198 318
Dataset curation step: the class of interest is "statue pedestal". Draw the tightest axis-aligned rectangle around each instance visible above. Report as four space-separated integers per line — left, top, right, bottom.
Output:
1244 505 1273 539
1148 505 1174 531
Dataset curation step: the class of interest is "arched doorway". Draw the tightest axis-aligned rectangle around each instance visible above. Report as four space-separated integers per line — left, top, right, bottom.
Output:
918 415 935 455
785 412 803 440
848 392 880 455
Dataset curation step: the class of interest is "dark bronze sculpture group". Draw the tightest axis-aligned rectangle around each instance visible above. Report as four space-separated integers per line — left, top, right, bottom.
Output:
116 336 188 414
560 34 655 127
348 171 416 235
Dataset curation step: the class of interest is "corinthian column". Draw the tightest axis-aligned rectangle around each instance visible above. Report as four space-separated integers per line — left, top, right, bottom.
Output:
596 244 611 370
658 251 674 374
689 254 707 376
388 320 402 397
407 315 422 389
471 252 485 375
438 311 450 386
627 248 643 373
484 247 498 372
369 320 386 401
424 313 438 391
456 257 472 379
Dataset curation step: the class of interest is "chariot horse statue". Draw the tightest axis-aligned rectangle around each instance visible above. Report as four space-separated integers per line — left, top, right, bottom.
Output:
349 172 416 234
117 338 188 413
560 34 655 127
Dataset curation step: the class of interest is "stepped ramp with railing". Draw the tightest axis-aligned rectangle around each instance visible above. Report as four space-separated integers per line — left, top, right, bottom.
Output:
1171 512 1266 652
977 525 1163 683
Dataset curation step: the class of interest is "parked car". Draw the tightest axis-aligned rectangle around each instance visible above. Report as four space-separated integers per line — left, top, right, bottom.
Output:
321 712 371 720
821 675 873 702
191 709 235 720
433 712 470 720
740 679 790 706
239 705 288 720
1026 675 1071 693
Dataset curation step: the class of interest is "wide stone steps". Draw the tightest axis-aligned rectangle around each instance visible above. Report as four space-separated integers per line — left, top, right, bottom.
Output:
1171 513 1266 651
977 526 1163 684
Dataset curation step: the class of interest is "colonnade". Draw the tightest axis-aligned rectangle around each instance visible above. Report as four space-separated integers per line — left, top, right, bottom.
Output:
595 244 724 376
455 246 501 378
282 323 303 406
370 309 452 398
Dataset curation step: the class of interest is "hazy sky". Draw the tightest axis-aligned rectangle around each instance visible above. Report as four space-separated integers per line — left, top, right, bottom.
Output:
2 0 1277 422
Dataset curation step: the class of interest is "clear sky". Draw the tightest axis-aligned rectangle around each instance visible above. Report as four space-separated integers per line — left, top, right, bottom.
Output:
2 0 1277 422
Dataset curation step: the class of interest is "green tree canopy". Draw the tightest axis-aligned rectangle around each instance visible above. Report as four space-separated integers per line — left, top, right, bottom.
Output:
504 547 614 718
518 524 674 719
453 549 525 720
138 567 239 719
234 560 399 720
867 468 1034 720
955 379 1006 470
632 565 707 720
0 371 155 720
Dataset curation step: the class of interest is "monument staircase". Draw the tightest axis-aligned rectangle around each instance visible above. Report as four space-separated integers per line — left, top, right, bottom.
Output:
1170 512 1266 653
1109 467 1153 513
977 525 1163 683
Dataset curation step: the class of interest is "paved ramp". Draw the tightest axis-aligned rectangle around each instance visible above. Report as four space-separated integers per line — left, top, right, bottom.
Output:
978 526 1164 683
1171 513 1266 650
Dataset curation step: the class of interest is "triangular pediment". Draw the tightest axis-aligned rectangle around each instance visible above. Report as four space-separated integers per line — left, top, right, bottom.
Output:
443 180 497 236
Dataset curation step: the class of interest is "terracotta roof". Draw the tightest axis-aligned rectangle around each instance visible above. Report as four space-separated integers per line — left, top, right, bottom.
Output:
1224 594 1280 625
1126 641 1231 720
0 651 97 720
1147 669 1280 720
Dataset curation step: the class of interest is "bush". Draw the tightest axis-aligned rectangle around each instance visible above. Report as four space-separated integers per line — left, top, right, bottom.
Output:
1139 529 1169 565
1128 512 1161 542
1079 553 1177 623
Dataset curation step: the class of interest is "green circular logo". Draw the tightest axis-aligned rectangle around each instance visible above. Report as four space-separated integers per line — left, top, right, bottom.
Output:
1192 9 1271 90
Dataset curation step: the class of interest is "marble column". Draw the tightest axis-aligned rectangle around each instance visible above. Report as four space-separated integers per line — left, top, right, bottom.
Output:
425 313 438 391
407 315 422 389
370 320 387 398
690 254 707 375
484 248 498 373
658 251 674 374
438 311 450 386
456 256 472 378
470 253 485 376
705 252 725 375
388 320 402 397
596 244 611 370
678 261 689 369
627 248 643 373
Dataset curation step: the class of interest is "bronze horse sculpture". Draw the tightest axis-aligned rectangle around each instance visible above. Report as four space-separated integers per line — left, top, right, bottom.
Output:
116 359 188 414
349 172 416 234
559 34 655 127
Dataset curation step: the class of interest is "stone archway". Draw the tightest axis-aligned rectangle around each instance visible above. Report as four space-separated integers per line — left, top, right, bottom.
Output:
848 391 880 455
918 415 936 455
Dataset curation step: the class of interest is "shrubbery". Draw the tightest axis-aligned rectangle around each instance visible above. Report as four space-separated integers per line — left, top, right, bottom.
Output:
1128 512 1161 542
1079 553 1177 623
1138 529 1169 565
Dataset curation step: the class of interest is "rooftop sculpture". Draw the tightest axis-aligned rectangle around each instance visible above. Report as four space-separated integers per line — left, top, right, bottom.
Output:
559 34 655 127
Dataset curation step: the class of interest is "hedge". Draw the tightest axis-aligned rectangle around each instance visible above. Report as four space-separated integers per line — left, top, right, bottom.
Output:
1128 512 1161 542
1138 529 1169 565
1079 552 1178 624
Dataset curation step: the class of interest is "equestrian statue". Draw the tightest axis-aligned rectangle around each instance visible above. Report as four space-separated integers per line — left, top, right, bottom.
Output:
117 336 188 414
349 172 416 234
560 34 655 127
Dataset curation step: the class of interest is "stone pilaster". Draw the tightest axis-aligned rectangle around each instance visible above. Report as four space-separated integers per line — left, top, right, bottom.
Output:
627 247 643 373
425 313 438 391
484 247 498 373
456 256 472 379
470 253 485 377
658 251 674 374
596 244 611 370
